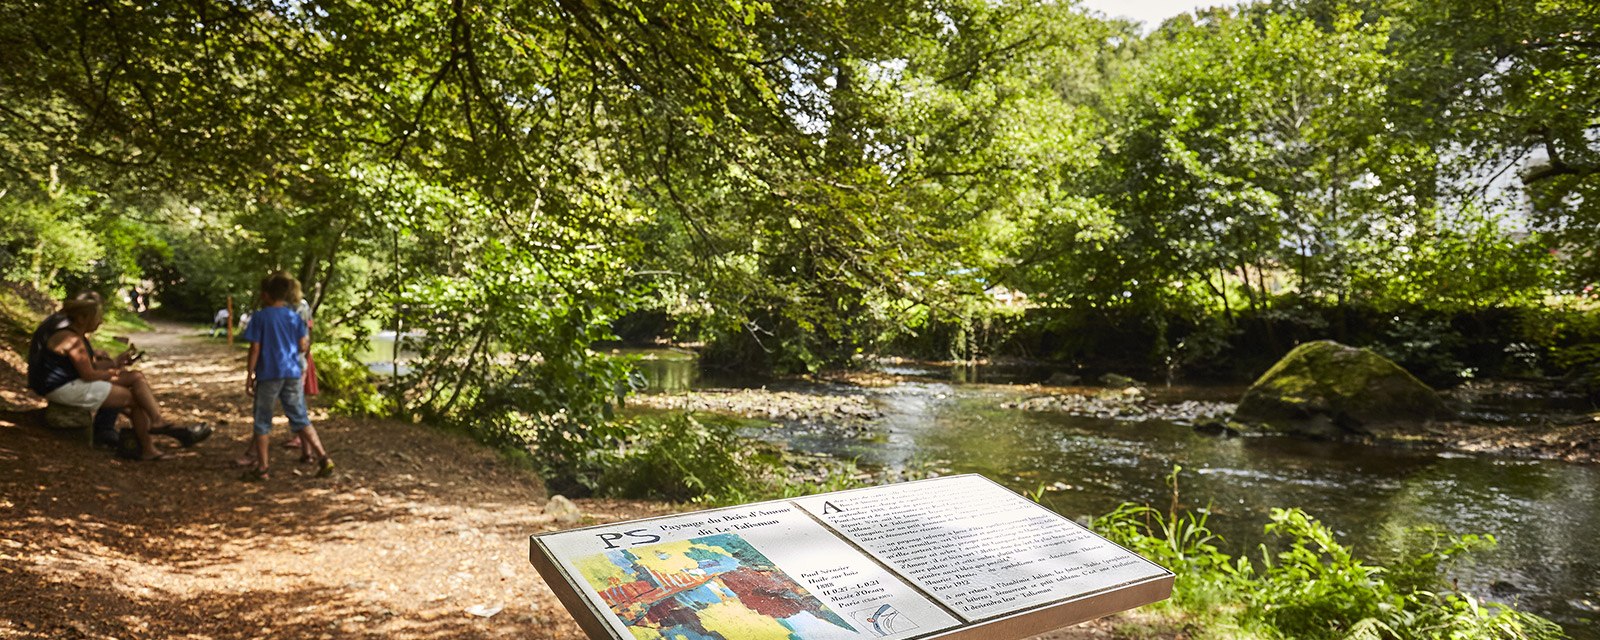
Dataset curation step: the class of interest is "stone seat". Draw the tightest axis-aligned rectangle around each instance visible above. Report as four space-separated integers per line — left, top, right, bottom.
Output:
42 402 96 446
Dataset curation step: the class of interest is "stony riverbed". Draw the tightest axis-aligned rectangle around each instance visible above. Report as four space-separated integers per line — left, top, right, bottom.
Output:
628 388 882 424
1000 387 1237 423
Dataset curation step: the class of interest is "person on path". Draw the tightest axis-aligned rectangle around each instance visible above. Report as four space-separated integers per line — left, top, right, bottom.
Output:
27 296 175 459
279 297 320 452
30 293 122 446
240 271 333 481
210 308 230 337
295 298 319 397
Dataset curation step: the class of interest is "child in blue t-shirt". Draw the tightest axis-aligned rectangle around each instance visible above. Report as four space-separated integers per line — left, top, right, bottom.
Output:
241 271 332 481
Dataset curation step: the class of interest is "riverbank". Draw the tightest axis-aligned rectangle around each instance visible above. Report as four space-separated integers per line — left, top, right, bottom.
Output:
1426 380 1600 463
638 365 1600 465
1374 417 1600 463
631 368 1595 636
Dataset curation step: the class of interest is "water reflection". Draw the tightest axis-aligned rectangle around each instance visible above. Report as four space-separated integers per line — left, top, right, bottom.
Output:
617 355 1599 636
618 348 700 394
849 385 1600 639
352 330 423 377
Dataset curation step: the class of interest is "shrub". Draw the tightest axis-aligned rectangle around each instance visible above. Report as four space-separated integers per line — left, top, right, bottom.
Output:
310 341 388 417
1369 315 1473 386
587 412 865 505
1093 470 1566 640
1543 309 1600 397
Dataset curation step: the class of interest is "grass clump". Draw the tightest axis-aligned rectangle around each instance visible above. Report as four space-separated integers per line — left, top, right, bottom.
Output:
95 308 152 357
586 412 865 506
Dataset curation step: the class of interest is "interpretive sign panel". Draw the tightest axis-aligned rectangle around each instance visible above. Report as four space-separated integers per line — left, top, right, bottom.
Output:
530 474 1173 640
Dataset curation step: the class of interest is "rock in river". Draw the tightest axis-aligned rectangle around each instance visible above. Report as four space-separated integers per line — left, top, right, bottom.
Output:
1233 340 1449 439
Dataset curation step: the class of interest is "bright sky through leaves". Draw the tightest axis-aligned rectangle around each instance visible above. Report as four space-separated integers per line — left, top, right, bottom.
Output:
1078 0 1240 32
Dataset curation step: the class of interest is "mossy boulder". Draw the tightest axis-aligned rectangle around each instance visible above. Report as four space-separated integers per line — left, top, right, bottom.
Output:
1233 340 1449 439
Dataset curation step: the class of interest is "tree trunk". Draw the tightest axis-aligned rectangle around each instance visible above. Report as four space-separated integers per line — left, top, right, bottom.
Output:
391 224 405 419
1205 267 1233 323
298 244 319 305
1257 263 1279 353
1256 264 1271 309
1237 260 1258 312
1336 289 1348 343
305 215 351 314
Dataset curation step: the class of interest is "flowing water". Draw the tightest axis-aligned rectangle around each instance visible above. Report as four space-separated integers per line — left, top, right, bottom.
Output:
869 384 1598 638
634 353 1600 637
353 330 424 376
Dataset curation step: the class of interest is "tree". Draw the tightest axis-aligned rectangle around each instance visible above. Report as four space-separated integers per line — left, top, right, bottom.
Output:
1385 0 1599 286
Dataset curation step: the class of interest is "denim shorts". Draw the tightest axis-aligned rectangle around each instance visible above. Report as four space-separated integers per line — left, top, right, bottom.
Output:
253 377 310 436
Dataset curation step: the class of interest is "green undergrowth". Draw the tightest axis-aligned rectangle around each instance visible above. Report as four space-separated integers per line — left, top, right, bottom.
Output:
308 342 389 417
96 308 151 357
1085 468 1566 640
0 285 147 357
97 307 151 337
576 411 867 506
0 285 147 411
0 286 36 352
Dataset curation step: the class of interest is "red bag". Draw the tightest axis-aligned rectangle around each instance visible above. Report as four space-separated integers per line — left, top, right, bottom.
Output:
303 347 320 396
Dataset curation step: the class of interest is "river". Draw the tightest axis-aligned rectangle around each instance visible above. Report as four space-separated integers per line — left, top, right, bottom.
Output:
634 355 1600 638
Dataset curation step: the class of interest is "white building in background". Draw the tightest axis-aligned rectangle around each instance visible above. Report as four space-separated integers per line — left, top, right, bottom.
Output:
1473 146 1552 237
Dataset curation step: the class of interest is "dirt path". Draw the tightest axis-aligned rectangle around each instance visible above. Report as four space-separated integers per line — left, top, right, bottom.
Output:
0 321 1136 640
0 321 683 639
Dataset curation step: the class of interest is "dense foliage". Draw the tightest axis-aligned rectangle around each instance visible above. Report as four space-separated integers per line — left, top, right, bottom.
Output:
1 0 1596 461
1 6 1588 633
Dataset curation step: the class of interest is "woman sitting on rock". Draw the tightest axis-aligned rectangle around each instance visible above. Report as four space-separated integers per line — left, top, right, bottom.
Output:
27 296 176 460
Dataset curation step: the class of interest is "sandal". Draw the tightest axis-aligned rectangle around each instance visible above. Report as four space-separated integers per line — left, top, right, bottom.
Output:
240 468 270 482
315 458 335 478
138 451 173 462
150 423 213 447
235 455 258 468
